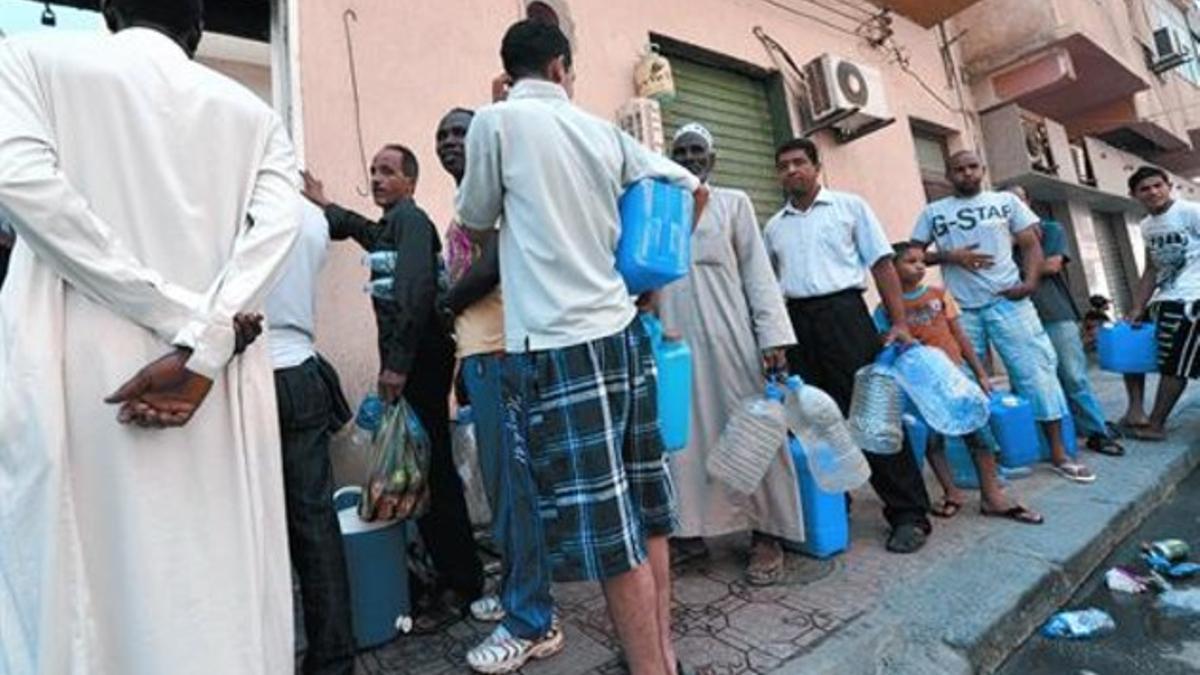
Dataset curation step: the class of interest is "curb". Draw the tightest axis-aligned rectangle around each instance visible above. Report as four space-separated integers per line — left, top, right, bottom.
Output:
772 415 1200 675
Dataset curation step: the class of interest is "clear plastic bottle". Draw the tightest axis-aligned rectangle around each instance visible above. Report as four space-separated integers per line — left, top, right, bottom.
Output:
351 394 385 447
783 375 871 493
848 346 904 455
891 345 989 436
706 382 788 495
363 251 399 274
364 277 396 301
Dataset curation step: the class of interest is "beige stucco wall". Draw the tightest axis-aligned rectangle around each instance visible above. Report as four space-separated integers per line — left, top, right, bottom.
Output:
295 0 968 401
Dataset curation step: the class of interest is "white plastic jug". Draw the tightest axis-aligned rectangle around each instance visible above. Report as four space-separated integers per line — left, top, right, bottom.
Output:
707 382 788 495
783 375 871 493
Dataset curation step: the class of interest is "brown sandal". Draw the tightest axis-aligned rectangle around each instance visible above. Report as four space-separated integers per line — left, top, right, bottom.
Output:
931 497 964 519
981 504 1044 525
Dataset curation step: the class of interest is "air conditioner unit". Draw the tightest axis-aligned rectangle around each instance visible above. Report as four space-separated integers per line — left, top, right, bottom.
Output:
1069 144 1094 185
801 54 891 137
1151 26 1191 73
616 97 665 154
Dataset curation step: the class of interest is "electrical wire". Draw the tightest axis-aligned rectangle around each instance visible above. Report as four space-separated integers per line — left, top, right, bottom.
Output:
757 0 863 38
793 0 874 25
826 0 879 18
342 8 371 197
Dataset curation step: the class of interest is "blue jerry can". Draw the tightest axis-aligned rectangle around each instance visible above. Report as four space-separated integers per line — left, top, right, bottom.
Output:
616 179 693 294
787 434 850 559
1098 322 1157 374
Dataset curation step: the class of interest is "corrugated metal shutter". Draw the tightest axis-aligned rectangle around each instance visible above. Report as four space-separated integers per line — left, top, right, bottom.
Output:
660 58 783 225
1092 210 1134 314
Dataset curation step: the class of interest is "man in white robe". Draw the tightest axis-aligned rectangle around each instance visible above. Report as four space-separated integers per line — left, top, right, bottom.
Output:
0 2 299 673
658 124 800 586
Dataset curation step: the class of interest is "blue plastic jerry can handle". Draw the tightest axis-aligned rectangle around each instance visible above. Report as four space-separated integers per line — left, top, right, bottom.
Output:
876 344 900 366
765 380 786 402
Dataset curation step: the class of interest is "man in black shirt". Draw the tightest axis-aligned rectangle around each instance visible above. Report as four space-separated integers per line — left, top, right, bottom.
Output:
302 146 483 616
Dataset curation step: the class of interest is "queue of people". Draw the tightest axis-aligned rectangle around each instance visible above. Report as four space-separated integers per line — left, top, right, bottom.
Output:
1 3 1198 675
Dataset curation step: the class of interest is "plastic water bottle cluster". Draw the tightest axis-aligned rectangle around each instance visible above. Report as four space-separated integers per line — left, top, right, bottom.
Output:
362 251 399 299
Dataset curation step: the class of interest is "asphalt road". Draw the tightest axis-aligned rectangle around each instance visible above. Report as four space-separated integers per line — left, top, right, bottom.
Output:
999 465 1200 675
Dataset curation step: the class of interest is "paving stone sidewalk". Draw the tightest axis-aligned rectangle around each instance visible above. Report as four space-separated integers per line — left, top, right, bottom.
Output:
345 370 1200 675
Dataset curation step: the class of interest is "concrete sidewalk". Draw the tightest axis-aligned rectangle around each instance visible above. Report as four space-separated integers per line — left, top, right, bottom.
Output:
355 370 1200 675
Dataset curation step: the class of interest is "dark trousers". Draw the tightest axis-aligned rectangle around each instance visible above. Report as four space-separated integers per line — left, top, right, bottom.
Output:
275 358 356 675
406 336 484 600
785 290 931 530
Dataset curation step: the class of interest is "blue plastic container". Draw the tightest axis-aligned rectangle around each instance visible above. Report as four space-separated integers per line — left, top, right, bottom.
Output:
945 436 981 490
1037 412 1079 462
900 397 929 469
641 314 693 452
1098 322 1158 373
988 392 1039 468
617 179 694 294
334 487 411 649
787 434 850 559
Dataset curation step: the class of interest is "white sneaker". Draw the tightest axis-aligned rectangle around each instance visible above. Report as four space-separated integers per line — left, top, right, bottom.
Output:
469 594 506 622
466 623 565 674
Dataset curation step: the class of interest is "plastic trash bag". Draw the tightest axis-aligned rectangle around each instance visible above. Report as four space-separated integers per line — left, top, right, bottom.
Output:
360 399 431 522
1158 589 1200 616
1040 608 1116 639
452 407 493 527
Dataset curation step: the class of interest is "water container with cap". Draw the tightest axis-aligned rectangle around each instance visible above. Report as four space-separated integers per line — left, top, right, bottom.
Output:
782 375 871 493
1037 411 1079 462
987 392 1039 468
616 179 694 294
787 433 850 559
892 345 989 436
333 486 412 648
1098 321 1158 373
848 346 904 455
707 381 788 495
363 251 399 274
641 314 693 452
364 277 396 301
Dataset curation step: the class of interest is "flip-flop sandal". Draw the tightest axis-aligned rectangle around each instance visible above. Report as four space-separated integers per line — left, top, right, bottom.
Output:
931 497 964 518
746 555 785 586
1053 462 1096 484
1086 436 1126 456
1129 426 1168 442
1116 418 1151 436
981 504 1044 525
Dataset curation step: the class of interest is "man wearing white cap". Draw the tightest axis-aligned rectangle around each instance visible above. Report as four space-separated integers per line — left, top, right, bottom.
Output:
658 123 800 585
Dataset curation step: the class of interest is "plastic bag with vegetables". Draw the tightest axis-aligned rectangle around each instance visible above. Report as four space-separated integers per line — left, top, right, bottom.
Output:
360 399 432 522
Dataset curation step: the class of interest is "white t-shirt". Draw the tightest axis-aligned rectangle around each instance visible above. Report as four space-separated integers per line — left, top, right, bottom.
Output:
762 188 892 299
455 80 700 352
1141 199 1200 303
266 200 329 369
912 190 1038 309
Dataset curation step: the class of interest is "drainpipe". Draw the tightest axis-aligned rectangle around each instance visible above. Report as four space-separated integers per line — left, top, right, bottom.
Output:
938 21 987 166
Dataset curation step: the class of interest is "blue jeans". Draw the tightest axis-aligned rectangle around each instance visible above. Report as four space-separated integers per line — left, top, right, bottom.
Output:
462 353 554 639
959 298 1069 421
1045 320 1110 438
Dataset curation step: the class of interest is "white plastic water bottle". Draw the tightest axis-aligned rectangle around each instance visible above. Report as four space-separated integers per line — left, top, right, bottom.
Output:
363 251 399 274
892 345 988 436
364 277 396 300
783 376 871 493
848 346 903 455
706 382 788 494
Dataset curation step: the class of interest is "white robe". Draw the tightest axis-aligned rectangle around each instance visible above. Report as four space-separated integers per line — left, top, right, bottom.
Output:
660 187 803 541
0 29 299 675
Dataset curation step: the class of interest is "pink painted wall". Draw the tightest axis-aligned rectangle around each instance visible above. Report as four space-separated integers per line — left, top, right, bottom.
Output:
296 0 968 400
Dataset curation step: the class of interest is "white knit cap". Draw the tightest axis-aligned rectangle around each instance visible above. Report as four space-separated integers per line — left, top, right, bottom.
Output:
672 122 714 149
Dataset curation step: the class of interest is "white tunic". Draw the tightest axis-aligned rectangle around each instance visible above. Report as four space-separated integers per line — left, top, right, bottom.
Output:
0 29 299 675
659 187 802 541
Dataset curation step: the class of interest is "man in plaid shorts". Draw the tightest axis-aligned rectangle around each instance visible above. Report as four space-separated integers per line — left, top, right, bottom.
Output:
456 20 708 675
1121 166 1200 441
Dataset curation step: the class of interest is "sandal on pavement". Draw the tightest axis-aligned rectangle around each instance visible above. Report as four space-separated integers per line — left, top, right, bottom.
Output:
746 539 785 586
1086 435 1125 456
886 523 928 554
466 623 565 674
931 497 964 519
470 595 506 623
1130 426 1168 442
981 504 1044 525
1053 462 1096 484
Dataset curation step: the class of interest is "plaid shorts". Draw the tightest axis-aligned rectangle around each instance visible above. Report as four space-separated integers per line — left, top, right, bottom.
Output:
1155 300 1200 379
499 318 675 582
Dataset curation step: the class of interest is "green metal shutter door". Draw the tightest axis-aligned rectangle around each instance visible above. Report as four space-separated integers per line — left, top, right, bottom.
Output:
660 58 784 225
